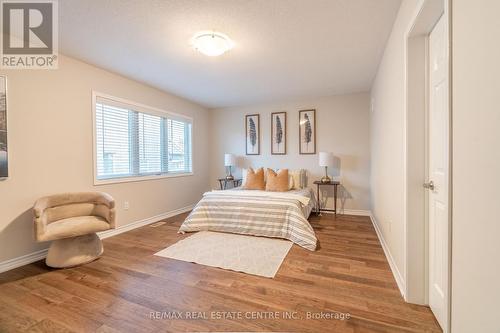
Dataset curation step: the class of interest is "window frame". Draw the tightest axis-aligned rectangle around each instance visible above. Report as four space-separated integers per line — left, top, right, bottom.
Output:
92 91 194 185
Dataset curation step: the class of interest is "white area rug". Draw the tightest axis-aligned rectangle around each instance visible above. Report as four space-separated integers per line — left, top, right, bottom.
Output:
154 231 293 278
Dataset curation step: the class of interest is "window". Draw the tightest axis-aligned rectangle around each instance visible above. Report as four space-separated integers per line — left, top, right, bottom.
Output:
94 93 192 183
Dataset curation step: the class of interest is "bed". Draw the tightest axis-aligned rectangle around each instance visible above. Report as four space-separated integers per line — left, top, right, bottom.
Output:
178 188 317 251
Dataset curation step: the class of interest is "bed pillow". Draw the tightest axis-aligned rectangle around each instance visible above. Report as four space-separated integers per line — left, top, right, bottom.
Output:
242 168 248 186
243 168 265 190
288 174 295 190
266 169 289 192
242 167 265 187
289 169 305 189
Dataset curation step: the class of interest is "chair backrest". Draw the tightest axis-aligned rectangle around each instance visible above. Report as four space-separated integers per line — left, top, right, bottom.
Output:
34 192 115 224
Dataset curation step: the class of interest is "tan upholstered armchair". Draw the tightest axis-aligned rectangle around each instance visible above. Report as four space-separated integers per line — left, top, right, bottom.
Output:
33 192 116 268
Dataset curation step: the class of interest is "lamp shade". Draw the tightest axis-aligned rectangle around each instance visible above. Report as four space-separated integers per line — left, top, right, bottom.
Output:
319 152 334 167
224 153 236 167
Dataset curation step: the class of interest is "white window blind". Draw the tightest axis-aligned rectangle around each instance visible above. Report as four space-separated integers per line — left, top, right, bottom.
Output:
94 95 193 181
167 119 192 172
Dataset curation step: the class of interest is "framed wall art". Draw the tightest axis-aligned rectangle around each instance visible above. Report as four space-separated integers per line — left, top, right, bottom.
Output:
271 112 286 155
299 109 316 154
0 76 7 179
245 114 260 155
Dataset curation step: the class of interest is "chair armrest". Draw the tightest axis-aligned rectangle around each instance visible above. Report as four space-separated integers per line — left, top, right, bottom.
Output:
33 197 51 241
108 208 116 229
33 213 47 241
95 192 116 228
96 192 115 209
33 197 50 218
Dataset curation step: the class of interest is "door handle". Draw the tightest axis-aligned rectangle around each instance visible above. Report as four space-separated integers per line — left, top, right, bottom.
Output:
423 181 435 190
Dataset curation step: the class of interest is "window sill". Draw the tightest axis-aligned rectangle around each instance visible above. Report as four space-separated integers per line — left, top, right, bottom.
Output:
93 172 194 186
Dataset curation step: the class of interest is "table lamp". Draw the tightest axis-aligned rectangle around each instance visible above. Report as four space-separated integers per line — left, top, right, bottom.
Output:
319 152 334 183
224 153 236 180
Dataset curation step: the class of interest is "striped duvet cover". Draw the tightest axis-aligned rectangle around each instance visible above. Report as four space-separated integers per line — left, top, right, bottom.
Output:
179 189 317 251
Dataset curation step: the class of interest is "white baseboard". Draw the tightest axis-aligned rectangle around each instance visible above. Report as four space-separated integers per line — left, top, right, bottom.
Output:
314 209 371 216
98 204 194 239
0 248 49 274
339 209 371 216
0 205 194 274
369 213 406 299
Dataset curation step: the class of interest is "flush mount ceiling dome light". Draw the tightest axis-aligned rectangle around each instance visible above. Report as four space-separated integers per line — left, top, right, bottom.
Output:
191 31 234 56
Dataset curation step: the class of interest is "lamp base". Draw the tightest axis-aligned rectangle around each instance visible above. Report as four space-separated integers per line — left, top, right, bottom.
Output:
225 165 234 180
320 176 332 183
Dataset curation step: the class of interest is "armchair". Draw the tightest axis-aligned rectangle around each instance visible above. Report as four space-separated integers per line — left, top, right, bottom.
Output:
33 192 116 268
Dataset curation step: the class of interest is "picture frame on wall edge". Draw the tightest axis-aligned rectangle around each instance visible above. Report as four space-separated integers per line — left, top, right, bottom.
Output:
0 75 7 179
299 109 316 154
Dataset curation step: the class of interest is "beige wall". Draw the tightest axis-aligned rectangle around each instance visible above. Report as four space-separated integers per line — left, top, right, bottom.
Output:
0 55 210 263
451 0 500 331
209 93 371 211
370 0 420 289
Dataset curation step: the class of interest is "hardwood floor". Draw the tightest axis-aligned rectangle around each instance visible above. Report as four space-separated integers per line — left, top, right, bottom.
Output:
0 213 442 333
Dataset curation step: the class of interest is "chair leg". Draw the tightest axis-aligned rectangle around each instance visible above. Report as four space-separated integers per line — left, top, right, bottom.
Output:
45 233 103 268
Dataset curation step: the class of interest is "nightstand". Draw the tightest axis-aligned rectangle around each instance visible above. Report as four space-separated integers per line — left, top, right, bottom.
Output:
313 180 340 215
217 178 242 190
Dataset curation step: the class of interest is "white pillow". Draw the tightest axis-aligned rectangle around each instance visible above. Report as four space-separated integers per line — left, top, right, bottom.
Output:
288 174 294 190
289 169 305 189
242 168 248 186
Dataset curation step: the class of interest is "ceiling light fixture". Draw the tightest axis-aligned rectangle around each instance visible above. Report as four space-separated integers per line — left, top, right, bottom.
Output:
191 31 234 57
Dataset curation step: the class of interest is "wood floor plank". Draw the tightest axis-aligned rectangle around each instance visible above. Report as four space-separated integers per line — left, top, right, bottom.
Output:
0 212 442 332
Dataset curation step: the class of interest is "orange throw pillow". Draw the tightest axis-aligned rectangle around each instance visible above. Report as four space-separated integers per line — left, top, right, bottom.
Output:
266 169 289 192
243 168 265 190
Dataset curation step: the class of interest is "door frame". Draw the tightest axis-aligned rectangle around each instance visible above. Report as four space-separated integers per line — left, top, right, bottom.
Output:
403 0 452 331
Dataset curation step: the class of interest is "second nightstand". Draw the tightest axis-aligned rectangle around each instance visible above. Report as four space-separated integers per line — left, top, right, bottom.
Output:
313 180 340 215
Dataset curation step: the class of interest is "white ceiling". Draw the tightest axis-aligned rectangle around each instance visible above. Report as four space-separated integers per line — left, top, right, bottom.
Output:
59 0 401 108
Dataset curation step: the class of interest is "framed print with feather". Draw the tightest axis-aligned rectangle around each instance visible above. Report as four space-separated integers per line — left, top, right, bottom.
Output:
299 109 316 154
0 76 7 179
245 114 260 155
271 112 286 155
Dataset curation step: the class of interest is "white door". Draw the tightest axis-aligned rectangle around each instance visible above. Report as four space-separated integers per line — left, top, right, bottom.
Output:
427 14 449 331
